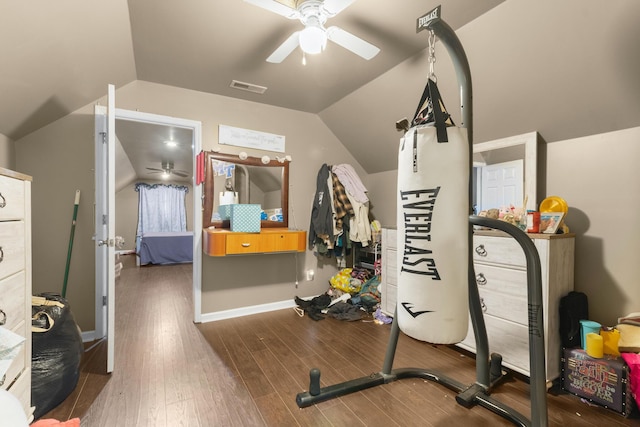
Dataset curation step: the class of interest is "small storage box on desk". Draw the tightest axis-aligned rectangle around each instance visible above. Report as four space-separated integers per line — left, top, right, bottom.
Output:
562 348 635 417
230 204 261 233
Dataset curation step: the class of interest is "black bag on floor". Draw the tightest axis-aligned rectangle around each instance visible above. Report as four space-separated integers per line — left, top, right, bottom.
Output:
31 293 83 420
559 291 589 349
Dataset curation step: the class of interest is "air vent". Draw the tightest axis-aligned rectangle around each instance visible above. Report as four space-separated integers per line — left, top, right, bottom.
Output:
230 80 267 94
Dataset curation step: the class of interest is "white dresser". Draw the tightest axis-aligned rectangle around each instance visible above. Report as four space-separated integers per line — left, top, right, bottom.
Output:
380 228 397 317
0 168 32 419
459 231 574 383
380 228 574 383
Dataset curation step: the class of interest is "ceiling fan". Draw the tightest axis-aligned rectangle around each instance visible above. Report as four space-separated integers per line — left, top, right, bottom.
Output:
146 161 189 178
244 0 380 63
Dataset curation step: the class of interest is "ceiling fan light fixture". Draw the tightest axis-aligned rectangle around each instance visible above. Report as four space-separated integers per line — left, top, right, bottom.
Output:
299 25 326 55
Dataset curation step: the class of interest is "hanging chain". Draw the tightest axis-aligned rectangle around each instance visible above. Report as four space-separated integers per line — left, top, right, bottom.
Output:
428 29 437 82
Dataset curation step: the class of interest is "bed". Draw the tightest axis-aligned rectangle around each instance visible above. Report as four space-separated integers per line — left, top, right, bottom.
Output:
137 231 193 265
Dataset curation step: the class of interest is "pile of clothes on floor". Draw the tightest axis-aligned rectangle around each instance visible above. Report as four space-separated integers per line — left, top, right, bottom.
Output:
294 266 391 324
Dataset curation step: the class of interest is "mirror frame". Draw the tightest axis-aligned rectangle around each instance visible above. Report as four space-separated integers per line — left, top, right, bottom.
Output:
203 151 289 229
472 131 540 212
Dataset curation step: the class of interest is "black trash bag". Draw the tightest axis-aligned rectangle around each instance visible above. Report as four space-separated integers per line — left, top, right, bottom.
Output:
31 293 83 420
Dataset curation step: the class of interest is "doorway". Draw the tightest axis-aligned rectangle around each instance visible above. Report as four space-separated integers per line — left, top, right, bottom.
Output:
113 109 203 323
473 159 523 213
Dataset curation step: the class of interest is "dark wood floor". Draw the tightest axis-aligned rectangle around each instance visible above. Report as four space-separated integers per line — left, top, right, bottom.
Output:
43 255 639 426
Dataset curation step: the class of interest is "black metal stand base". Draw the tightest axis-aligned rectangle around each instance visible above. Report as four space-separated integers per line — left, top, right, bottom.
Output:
296 366 530 427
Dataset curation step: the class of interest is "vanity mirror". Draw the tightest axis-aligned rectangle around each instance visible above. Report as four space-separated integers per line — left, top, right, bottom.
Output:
203 152 289 229
472 131 541 213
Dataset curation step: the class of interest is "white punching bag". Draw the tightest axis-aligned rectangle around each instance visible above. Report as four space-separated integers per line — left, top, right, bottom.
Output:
396 80 469 344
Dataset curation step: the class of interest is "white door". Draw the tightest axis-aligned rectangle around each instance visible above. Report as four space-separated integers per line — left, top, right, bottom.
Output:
94 84 116 373
479 159 523 212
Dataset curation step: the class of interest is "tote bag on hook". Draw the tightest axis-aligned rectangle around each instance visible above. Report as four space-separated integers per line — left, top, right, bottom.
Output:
396 78 469 344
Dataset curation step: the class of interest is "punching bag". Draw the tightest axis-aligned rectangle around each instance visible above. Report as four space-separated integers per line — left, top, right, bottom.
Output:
396 78 469 344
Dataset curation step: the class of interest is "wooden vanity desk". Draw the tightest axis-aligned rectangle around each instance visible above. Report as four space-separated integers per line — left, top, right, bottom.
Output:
203 228 306 256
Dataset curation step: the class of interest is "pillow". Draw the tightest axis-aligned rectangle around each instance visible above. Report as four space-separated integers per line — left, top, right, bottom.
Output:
617 323 640 353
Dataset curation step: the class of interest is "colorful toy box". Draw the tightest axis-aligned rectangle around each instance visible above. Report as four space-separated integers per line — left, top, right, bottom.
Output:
562 348 634 417
230 204 261 232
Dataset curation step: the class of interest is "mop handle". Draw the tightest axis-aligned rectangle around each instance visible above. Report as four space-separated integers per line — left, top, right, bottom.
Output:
62 190 81 298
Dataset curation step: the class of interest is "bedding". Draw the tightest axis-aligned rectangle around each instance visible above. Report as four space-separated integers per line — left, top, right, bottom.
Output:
137 231 193 265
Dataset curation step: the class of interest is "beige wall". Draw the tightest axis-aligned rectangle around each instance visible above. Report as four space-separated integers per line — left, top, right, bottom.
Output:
15 107 96 330
546 127 640 326
112 81 366 315
320 0 640 173
0 132 14 169
12 0 639 330
369 127 640 327
15 80 367 330
358 0 640 327
115 181 194 253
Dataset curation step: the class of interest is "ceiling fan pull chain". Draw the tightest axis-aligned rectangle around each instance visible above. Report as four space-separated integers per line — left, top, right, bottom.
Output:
428 29 437 82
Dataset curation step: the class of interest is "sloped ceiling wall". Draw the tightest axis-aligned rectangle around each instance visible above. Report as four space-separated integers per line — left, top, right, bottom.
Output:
320 0 640 173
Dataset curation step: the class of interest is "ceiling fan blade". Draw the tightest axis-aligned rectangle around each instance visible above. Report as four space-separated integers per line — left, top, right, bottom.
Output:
146 167 163 172
326 26 380 60
243 0 298 19
323 0 356 16
173 171 190 178
266 31 300 63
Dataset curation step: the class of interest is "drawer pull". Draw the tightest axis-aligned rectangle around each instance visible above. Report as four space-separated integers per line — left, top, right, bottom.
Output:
0 193 5 208
0 246 3 263
475 244 487 257
241 243 251 247
475 273 487 286
480 298 487 313
0 374 5 386
0 309 5 325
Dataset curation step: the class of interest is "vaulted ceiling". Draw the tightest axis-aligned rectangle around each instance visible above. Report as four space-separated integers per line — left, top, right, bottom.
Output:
1 0 504 179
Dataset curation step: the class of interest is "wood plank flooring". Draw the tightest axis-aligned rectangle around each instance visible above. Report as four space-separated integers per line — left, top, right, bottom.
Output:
43 255 639 426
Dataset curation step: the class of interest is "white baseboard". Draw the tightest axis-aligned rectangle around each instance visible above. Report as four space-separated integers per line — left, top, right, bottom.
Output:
83 299 301 334
81 330 98 342
200 299 298 323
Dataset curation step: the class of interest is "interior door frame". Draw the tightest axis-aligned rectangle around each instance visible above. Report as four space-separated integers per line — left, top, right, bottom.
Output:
114 108 203 323
95 100 204 364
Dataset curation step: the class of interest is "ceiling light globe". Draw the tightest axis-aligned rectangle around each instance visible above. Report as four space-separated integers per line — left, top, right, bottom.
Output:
299 26 326 55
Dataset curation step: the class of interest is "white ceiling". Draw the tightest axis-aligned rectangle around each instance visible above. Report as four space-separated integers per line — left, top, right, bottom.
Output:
1 0 504 180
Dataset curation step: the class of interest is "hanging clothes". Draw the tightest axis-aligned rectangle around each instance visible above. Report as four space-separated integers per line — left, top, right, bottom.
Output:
346 194 372 246
331 172 353 231
308 164 334 253
331 164 371 246
332 164 369 203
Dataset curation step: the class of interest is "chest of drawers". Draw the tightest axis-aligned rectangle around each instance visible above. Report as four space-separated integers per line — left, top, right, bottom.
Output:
380 228 574 383
380 228 397 317
0 168 32 419
458 232 574 383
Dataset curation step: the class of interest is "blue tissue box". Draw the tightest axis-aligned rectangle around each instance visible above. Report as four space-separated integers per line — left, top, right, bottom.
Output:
218 204 233 220
230 204 261 232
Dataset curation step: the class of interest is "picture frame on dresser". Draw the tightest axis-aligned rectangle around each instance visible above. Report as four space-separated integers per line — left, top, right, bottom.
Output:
540 212 564 234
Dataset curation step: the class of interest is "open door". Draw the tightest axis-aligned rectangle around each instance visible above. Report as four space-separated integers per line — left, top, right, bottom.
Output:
94 84 116 373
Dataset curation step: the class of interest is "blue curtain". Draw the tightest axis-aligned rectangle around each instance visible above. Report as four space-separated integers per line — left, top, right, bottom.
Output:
135 183 189 234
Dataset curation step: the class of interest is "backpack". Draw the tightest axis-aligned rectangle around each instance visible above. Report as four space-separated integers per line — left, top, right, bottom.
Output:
559 291 589 348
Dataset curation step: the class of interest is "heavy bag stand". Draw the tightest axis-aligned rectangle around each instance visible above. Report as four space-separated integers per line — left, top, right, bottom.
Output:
295 7 549 427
